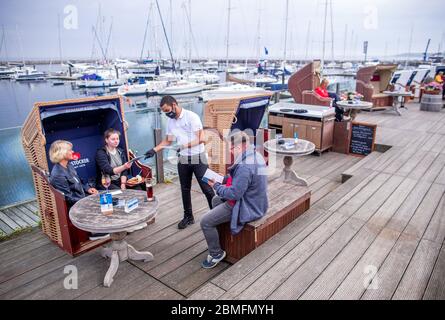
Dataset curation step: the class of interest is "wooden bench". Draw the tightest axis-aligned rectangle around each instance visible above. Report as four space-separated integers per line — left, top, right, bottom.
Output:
217 181 311 263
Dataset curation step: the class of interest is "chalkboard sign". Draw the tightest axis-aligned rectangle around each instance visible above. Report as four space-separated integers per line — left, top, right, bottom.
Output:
349 122 376 156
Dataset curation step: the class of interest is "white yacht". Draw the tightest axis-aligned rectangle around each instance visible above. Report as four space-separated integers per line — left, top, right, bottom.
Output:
158 80 204 95
117 80 168 96
13 67 46 81
201 83 268 101
186 72 220 84
0 66 18 79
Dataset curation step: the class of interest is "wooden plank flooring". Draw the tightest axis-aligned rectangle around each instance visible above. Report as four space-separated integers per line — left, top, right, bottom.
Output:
0 201 40 236
2 101 445 300
0 149 356 300
190 102 445 300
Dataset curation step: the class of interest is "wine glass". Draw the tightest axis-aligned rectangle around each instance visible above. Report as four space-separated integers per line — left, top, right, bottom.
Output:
101 174 111 193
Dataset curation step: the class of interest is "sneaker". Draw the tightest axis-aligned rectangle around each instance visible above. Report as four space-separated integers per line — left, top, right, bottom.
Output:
201 251 226 269
89 233 110 241
177 216 195 229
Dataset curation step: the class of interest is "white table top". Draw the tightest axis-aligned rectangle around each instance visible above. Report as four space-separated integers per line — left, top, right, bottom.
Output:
69 190 158 233
264 138 315 156
268 102 335 119
336 100 373 110
383 91 414 97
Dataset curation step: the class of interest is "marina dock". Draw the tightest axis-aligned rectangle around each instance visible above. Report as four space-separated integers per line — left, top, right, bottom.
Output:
1 101 445 300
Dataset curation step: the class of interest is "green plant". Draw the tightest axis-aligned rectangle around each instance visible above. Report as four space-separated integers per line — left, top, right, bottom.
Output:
0 226 35 243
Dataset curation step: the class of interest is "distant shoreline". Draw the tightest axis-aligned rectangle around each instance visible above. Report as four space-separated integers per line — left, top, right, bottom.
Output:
0 57 431 66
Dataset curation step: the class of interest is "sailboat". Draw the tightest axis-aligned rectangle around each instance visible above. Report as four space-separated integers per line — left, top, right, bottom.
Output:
117 78 168 96
202 83 267 101
186 72 220 84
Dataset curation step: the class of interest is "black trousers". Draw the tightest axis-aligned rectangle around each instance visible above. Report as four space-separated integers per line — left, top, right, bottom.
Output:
328 92 344 122
177 153 215 217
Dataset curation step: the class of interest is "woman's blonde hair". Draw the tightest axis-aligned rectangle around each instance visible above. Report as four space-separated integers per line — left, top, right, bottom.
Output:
49 140 73 164
321 78 329 85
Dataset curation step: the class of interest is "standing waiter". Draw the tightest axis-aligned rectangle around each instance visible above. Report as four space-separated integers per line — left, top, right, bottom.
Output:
144 96 215 229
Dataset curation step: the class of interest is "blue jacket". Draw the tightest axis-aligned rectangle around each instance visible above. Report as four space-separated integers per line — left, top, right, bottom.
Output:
214 146 268 234
49 163 90 206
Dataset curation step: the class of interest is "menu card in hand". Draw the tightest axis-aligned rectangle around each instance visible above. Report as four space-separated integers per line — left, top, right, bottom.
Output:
202 168 224 184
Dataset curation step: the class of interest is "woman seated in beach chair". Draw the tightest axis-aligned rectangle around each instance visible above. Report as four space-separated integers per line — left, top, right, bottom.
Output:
95 128 133 190
315 78 344 122
48 140 109 241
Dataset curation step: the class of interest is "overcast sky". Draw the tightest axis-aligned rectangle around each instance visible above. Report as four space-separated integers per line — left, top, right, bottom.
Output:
0 0 444 61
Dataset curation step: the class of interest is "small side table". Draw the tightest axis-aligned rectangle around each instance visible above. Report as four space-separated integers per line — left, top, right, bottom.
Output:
383 91 414 116
264 138 315 186
336 100 373 121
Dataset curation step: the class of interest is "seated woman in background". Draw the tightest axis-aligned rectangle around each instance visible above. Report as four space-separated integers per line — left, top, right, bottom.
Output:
315 78 344 122
49 140 108 241
95 128 132 190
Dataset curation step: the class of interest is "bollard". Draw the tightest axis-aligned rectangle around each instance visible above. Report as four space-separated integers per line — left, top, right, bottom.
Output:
154 128 165 183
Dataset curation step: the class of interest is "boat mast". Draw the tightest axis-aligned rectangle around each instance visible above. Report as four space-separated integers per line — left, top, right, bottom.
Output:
104 17 113 63
283 0 289 64
155 0 175 71
16 25 25 66
0 25 8 63
57 14 63 66
140 4 152 61
330 0 334 61
225 0 231 67
321 0 328 68
255 2 262 61
170 0 173 55
405 24 414 68
91 4 101 61
342 24 347 60
189 0 192 70
305 20 311 61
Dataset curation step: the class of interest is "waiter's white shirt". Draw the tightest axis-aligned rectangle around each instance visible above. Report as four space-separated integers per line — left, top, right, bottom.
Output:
166 108 205 156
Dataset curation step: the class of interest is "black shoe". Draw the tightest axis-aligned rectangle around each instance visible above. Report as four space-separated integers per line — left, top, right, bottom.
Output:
178 216 195 229
89 233 110 241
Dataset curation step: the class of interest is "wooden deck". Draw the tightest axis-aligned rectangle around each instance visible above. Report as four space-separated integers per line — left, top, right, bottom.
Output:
1 101 445 300
190 103 445 300
0 201 40 237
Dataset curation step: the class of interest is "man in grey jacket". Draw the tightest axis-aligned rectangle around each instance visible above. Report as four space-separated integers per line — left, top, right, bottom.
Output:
200 131 268 269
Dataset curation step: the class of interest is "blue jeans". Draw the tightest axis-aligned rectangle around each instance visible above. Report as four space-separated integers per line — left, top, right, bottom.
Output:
200 196 232 257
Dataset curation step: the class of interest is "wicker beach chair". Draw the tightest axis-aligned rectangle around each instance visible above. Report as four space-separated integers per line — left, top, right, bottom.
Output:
288 60 332 107
21 95 145 256
203 93 273 175
356 64 397 109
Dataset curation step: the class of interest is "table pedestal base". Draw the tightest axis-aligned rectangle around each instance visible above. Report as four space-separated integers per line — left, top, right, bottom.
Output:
280 156 308 186
101 231 153 287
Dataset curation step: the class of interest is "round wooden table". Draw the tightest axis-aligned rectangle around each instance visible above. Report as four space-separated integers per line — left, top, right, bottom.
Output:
336 100 373 120
264 138 315 186
383 91 414 115
69 190 158 287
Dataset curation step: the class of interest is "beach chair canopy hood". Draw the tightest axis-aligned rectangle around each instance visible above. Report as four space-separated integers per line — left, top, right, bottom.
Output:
39 97 127 186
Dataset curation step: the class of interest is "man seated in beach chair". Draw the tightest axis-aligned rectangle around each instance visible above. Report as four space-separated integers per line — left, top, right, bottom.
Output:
200 131 268 269
315 78 344 122
48 140 109 241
